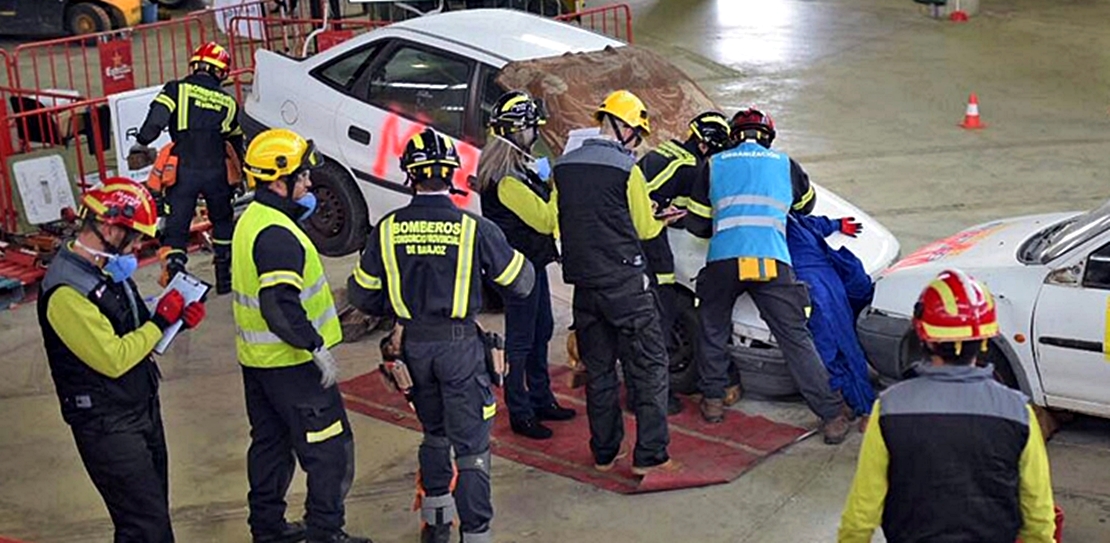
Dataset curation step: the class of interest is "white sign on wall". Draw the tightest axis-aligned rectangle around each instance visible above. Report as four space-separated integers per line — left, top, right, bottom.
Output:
109 84 171 183
11 154 77 225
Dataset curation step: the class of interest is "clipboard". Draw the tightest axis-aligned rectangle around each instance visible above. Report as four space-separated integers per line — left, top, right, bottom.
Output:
152 272 211 355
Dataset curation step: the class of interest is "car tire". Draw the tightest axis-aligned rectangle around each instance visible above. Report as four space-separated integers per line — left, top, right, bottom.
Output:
304 161 369 257
984 343 1020 390
668 288 702 395
66 3 112 35
730 342 801 399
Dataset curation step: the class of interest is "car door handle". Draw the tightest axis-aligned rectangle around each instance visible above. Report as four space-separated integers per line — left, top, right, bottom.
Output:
348 126 371 145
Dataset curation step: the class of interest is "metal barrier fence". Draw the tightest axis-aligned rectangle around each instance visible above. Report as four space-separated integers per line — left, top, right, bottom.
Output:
555 3 633 43
227 16 388 68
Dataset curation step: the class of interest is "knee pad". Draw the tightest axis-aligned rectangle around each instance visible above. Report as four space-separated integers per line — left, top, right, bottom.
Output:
456 450 491 477
420 493 457 527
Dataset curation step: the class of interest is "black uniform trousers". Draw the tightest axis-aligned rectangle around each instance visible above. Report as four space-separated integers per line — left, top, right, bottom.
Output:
242 363 354 539
164 165 234 262
696 259 843 420
573 277 670 468
407 328 494 535
71 397 174 543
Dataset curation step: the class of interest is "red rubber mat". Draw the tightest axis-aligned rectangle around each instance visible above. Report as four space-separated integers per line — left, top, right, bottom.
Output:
340 366 812 494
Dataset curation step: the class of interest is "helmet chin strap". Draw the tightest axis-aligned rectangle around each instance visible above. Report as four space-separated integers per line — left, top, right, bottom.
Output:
607 115 640 147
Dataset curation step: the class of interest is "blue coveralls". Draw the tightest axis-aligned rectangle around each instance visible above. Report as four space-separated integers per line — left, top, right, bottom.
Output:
786 214 876 416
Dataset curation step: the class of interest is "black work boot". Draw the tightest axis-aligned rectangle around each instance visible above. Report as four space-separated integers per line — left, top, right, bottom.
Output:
214 250 232 295
164 252 188 284
253 521 306 543
306 531 373 543
420 524 452 543
535 402 576 421
510 417 553 440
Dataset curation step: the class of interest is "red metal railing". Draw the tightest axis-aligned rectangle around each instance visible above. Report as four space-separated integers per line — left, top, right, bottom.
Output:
555 3 633 43
227 16 387 68
11 17 205 100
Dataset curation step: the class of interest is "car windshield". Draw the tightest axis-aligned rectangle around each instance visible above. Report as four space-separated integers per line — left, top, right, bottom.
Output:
1029 199 1110 263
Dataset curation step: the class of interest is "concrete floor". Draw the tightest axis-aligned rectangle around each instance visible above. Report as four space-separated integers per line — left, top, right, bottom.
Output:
4 0 1110 541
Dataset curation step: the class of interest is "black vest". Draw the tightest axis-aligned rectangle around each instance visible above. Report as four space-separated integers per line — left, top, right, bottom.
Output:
480 168 558 266
37 247 159 429
554 139 645 288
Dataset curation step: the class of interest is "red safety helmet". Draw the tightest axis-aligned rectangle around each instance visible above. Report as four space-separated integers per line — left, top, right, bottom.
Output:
190 42 231 75
912 269 999 344
730 107 776 145
79 178 159 238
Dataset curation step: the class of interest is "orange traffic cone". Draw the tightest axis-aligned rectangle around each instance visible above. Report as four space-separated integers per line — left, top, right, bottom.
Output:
959 93 985 129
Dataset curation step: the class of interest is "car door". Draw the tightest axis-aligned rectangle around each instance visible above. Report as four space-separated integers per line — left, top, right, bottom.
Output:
329 39 483 216
1032 238 1110 408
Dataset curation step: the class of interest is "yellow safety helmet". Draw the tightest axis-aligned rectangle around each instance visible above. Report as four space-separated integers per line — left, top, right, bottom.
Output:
243 128 321 189
594 90 651 135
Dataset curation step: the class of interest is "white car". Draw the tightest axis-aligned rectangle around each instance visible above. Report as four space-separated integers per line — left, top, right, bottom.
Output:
242 8 901 395
858 200 1110 418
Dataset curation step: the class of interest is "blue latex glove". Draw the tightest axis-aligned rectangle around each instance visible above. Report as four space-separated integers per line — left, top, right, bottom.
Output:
535 156 552 181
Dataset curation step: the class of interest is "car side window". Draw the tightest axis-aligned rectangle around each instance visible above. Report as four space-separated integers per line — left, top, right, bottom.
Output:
364 45 473 137
474 68 506 147
313 44 381 92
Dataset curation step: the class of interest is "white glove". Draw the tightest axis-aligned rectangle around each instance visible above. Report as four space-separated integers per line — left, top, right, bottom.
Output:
312 346 340 388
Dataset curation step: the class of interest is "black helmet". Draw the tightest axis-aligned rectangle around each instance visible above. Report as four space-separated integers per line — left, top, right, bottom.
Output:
399 128 461 182
688 111 731 151
488 90 548 137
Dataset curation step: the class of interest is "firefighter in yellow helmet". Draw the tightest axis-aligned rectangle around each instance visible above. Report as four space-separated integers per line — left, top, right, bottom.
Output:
233 129 372 543
553 90 681 475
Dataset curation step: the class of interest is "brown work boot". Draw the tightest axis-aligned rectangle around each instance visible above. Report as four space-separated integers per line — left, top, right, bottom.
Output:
822 414 852 445
700 397 725 424
631 458 682 477
723 384 743 406
858 414 870 434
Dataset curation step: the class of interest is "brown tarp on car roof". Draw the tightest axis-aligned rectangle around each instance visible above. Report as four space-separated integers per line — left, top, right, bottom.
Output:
495 45 721 156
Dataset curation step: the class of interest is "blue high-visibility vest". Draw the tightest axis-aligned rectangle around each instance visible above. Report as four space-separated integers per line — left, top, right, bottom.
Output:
707 141 794 264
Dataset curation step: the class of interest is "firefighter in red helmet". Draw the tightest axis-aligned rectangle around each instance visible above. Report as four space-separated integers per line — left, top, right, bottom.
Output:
839 269 1056 543
132 41 244 295
37 178 207 542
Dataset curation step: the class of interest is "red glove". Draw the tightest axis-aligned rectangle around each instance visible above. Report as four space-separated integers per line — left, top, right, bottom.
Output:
839 217 863 237
182 301 206 329
152 289 184 330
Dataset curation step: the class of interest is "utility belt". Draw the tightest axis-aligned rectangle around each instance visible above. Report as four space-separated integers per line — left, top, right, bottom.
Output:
402 321 478 343
380 321 507 402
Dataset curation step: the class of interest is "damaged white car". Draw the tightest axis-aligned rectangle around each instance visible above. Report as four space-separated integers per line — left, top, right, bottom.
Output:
858 201 1110 418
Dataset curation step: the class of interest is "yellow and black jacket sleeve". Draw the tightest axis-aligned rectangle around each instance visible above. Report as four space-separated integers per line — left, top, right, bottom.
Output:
625 165 665 241
790 158 816 215
685 163 714 239
348 225 388 317
137 81 177 146
46 286 162 379
254 225 321 351
498 175 558 235
477 217 535 299
838 400 888 543
1017 404 1057 543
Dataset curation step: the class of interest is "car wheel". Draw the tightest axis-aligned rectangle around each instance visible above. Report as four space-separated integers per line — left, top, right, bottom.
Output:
731 341 802 399
304 161 369 257
669 288 701 394
66 3 112 35
983 344 1020 390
